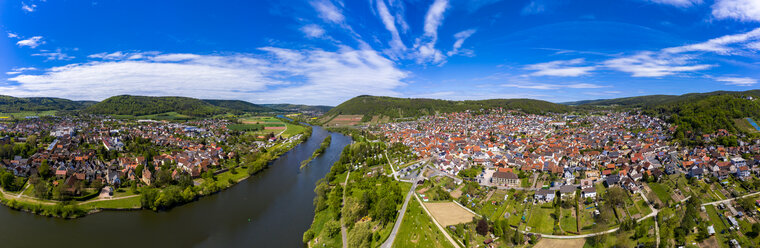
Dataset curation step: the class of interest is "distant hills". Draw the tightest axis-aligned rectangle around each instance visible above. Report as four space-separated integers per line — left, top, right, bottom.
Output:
324 95 570 120
262 104 333 114
0 95 89 112
86 95 233 116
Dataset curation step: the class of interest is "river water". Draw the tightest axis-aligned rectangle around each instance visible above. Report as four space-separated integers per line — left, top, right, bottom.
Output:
0 125 351 248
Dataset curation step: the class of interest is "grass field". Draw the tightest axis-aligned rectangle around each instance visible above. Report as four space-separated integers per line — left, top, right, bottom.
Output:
735 118 760 133
648 182 672 204
425 202 476 226
78 196 141 209
527 205 555 234
560 206 578 233
393 199 455 248
0 110 57 119
705 204 729 246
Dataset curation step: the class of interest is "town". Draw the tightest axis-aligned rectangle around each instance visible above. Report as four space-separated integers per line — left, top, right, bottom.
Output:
0 114 307 217
368 109 760 248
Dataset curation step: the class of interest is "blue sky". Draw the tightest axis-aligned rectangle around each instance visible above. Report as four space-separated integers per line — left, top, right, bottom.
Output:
1 0 759 105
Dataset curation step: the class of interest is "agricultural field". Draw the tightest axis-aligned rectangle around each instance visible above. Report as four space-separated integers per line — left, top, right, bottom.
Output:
424 202 477 226
535 238 585 248
0 110 57 119
323 115 363 127
236 116 296 137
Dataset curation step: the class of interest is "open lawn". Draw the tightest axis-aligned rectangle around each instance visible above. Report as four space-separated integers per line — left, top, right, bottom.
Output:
79 196 141 209
705 204 729 246
535 238 585 248
527 204 555 234
425 202 476 226
393 199 455 248
560 207 578 233
648 182 672 205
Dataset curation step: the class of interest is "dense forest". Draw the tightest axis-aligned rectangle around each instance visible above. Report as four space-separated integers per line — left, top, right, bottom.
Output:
325 95 570 120
202 99 274 113
86 95 228 117
0 95 90 112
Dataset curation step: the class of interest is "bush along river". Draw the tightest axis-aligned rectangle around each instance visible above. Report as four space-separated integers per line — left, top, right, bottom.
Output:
0 124 352 248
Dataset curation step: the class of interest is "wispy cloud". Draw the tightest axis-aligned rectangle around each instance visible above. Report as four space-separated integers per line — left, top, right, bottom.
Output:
413 0 449 64
21 2 37 12
16 36 44 48
4 47 407 105
374 0 406 55
300 24 326 38
603 51 712 77
712 0 760 22
521 0 547 15
5 67 37 75
310 0 344 24
502 83 606 90
31 49 75 61
525 58 595 77
448 29 476 56
7 32 19 39
714 76 757 86
663 27 760 54
646 0 703 8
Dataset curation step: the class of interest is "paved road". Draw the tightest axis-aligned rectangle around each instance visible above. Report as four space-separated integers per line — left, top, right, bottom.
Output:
341 171 350 248
701 191 760 206
379 174 419 248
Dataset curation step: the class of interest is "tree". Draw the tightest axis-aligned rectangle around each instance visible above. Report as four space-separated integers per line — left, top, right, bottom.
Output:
38 159 50 178
324 220 341 237
476 218 490 236
606 187 627 207
370 196 396 224
347 222 372 248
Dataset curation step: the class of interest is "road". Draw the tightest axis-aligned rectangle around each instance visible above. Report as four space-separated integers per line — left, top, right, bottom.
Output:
701 191 760 206
341 170 350 248
379 173 419 248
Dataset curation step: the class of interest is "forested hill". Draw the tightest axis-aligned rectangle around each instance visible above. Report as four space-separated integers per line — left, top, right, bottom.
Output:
0 95 87 112
325 95 570 119
568 90 760 108
262 104 333 113
202 99 275 113
86 95 228 116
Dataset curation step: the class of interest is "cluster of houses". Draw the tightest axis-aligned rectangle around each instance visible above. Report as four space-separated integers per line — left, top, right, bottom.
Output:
376 110 760 204
0 116 243 196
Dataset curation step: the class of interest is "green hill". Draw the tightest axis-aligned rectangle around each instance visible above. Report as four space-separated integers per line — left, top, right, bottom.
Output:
86 95 226 117
570 90 760 108
0 95 87 112
325 95 570 120
262 104 333 113
203 99 274 113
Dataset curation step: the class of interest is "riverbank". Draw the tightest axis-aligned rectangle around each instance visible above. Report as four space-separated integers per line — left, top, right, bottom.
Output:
301 135 331 168
0 124 312 219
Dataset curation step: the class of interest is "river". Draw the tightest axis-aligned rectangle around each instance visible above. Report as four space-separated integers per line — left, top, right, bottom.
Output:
0 124 351 248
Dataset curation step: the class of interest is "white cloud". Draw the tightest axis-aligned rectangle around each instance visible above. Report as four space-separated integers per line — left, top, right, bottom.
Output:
448 29 476 56
714 77 757 86
375 0 406 54
7 32 19 39
21 2 37 12
664 27 760 55
310 0 344 24
502 83 605 90
31 49 74 61
16 36 44 48
712 0 760 22
646 0 702 7
4 48 407 105
525 58 595 77
300 24 326 38
521 0 546 15
604 51 712 77
413 0 449 64
5 67 37 75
